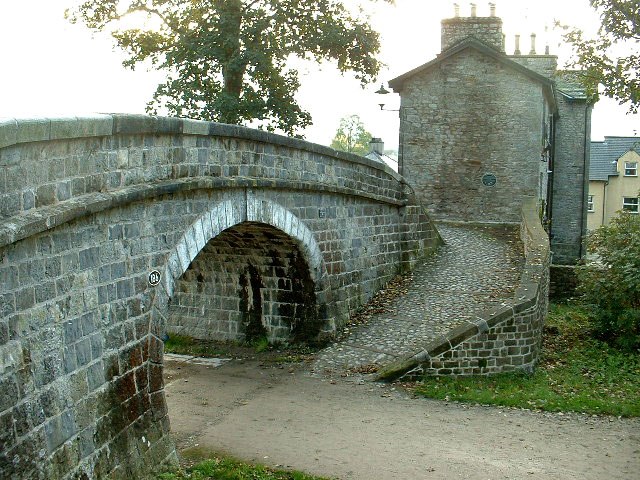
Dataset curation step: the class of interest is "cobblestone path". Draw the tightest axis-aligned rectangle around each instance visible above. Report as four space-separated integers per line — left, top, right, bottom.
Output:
311 223 524 376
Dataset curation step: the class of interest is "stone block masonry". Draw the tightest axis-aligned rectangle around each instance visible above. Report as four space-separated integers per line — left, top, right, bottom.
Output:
0 115 441 479
394 47 549 224
390 9 591 265
377 198 549 380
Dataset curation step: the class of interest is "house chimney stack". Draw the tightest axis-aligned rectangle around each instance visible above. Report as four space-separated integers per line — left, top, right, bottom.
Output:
530 33 537 54
514 34 521 55
489 2 496 17
441 2 505 52
369 138 384 156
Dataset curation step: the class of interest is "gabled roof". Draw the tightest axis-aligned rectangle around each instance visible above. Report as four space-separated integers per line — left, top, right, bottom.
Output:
590 136 640 181
388 37 555 93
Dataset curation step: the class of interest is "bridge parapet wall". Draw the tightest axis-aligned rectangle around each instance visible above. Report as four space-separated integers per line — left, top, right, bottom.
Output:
0 115 404 234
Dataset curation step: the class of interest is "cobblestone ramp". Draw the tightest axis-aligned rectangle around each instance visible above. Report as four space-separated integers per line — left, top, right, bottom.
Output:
311 223 524 375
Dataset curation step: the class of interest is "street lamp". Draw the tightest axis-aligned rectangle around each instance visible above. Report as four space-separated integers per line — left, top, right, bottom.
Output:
375 83 399 111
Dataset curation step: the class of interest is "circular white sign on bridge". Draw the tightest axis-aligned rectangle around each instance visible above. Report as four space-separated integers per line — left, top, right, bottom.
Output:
148 270 161 286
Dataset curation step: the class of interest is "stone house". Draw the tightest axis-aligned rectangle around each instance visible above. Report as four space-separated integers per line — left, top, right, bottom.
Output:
587 136 640 230
385 3 592 264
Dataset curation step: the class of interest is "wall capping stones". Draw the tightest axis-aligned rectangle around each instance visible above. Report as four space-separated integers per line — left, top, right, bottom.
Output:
0 113 400 179
0 115 114 148
376 197 550 381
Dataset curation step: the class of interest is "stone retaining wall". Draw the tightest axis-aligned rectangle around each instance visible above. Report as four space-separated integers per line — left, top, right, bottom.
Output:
377 197 550 380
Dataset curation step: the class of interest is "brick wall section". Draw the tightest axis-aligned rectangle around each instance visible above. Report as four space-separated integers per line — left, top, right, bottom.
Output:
377 198 549 380
0 115 441 479
551 96 591 264
510 55 558 79
170 222 316 342
441 17 505 52
549 264 579 301
0 115 406 226
396 48 548 223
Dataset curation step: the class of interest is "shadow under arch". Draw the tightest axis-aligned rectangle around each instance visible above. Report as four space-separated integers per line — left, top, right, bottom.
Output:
149 190 331 344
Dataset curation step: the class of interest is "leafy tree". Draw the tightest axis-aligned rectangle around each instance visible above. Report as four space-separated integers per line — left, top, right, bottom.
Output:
330 114 372 155
577 211 640 351
66 0 392 135
560 0 639 112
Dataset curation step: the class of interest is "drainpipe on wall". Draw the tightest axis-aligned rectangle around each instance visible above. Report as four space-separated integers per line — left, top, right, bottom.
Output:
579 103 590 260
602 180 608 226
547 114 556 236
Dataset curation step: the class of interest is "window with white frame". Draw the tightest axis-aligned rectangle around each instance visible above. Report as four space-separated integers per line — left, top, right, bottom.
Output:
624 161 638 176
622 197 639 213
587 195 594 212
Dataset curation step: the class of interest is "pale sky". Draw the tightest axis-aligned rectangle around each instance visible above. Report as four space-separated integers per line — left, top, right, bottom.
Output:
1 0 637 150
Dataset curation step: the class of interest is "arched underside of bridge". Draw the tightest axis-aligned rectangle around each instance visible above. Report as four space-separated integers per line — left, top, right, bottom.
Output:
170 221 324 343
0 115 441 479
160 193 330 345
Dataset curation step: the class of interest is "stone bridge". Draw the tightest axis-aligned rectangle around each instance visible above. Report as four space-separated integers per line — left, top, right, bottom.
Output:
0 115 441 479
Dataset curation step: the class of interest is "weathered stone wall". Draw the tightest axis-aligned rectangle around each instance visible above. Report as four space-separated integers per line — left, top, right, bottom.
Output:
441 16 504 52
510 55 558 79
551 96 591 264
549 264 579 301
397 48 548 223
377 198 549 380
0 115 441 479
168 190 427 343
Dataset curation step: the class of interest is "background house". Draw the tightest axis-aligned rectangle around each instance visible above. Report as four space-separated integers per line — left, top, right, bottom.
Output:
386 3 592 264
588 137 640 230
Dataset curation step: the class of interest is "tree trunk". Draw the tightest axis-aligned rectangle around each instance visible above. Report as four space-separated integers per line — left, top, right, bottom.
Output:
218 0 246 124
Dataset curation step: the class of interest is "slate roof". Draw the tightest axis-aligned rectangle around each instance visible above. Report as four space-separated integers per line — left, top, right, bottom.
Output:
365 151 398 172
555 71 589 100
590 136 640 181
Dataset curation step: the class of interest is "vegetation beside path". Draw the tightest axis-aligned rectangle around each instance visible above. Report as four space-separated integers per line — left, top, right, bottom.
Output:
157 454 331 480
414 303 640 417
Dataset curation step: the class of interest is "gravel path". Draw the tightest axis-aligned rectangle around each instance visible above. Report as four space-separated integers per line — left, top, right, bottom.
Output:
311 223 524 375
165 358 640 480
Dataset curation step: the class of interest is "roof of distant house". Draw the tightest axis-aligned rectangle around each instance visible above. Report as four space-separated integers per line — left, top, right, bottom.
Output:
590 136 640 181
365 150 398 172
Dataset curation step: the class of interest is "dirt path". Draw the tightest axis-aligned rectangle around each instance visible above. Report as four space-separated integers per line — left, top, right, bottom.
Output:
164 357 639 480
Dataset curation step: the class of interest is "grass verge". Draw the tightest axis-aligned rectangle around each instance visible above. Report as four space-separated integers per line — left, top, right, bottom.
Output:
164 335 228 358
414 303 640 416
164 334 318 364
157 454 330 480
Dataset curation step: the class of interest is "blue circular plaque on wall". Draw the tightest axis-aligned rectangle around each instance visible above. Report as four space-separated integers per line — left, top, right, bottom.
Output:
482 173 497 187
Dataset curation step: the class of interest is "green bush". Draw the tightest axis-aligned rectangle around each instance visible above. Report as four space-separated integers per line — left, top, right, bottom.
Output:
577 212 640 351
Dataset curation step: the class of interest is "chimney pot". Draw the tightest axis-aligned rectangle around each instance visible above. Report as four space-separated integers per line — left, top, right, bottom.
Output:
454 3 460 17
489 2 496 17
514 34 521 55
545 44 550 55
470 3 477 17
530 33 537 54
